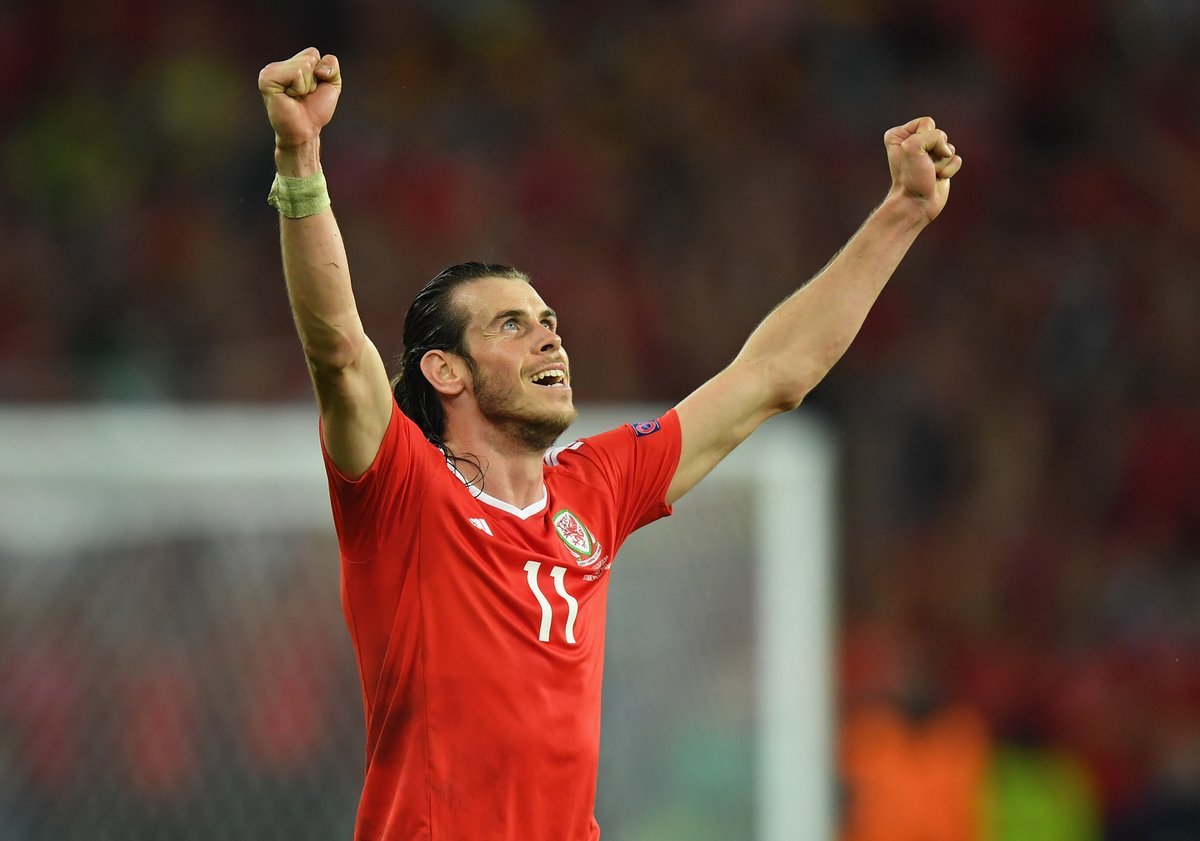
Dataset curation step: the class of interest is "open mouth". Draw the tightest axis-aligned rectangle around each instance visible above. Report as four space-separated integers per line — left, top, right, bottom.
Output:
530 369 568 388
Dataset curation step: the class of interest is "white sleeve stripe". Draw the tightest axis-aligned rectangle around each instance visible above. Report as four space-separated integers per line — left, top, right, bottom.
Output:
543 440 584 467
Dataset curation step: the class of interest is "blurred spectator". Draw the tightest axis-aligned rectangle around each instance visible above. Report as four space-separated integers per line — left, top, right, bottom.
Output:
840 623 992 841
2 0 1199 837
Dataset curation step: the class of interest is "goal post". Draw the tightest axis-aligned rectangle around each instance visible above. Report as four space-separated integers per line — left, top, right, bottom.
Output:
570 408 837 841
0 404 836 841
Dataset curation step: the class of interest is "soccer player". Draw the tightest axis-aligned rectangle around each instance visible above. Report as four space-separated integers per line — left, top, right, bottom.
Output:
259 47 961 841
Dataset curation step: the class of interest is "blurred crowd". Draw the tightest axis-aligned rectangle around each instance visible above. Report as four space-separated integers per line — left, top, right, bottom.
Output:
0 532 362 840
2 0 1200 838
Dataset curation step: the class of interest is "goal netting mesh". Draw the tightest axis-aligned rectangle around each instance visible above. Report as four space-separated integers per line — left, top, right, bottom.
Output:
0 404 834 841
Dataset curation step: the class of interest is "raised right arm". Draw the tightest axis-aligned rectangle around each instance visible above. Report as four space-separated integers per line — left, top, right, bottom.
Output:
259 48 393 478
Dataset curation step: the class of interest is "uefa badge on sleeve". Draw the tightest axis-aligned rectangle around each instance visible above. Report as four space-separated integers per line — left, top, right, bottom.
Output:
631 419 661 437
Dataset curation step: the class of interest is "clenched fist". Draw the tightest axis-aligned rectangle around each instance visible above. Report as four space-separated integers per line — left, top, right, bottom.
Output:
259 48 342 175
884 117 962 224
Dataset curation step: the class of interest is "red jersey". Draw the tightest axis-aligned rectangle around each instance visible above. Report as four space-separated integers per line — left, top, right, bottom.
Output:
322 404 681 841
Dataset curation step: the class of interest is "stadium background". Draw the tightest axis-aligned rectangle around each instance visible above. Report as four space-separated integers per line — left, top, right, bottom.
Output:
2 1 1199 839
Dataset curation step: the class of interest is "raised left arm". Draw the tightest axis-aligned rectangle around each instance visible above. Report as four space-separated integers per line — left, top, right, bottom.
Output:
667 116 962 504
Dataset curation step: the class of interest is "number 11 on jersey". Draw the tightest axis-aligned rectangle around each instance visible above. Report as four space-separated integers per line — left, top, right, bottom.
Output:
523 561 579 644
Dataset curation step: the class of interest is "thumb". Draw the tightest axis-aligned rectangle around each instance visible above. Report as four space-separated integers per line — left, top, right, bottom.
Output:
884 116 936 148
315 54 341 88
279 46 322 98
304 53 342 115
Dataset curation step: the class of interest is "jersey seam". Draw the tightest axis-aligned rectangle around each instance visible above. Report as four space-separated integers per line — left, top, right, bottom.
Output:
342 570 373 757
414 482 434 840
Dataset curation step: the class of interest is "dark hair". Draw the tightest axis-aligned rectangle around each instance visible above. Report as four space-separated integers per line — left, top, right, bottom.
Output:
391 261 531 453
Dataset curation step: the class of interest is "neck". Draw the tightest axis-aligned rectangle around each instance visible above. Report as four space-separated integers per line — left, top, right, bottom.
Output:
443 422 549 510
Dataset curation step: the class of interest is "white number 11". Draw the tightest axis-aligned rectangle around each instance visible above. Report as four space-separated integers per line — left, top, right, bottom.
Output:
523 561 578 644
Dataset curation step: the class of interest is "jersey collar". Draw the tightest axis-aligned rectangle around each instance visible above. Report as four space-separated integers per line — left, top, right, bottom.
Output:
446 460 548 520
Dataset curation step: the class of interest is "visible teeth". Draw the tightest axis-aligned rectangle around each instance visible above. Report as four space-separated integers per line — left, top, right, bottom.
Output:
531 370 566 386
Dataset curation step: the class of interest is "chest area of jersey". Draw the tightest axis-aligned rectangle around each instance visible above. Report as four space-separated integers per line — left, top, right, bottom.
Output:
439 492 610 571
421 485 615 645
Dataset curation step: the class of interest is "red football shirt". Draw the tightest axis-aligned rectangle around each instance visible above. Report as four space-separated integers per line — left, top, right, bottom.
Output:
322 403 681 841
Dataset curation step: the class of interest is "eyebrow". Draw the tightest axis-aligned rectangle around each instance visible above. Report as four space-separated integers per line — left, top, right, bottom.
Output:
490 308 557 325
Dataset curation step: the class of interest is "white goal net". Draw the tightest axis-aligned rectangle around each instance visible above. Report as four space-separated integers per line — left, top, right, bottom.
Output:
0 404 835 841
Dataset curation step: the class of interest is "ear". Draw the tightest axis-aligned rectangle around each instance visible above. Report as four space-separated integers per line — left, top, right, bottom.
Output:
419 349 468 397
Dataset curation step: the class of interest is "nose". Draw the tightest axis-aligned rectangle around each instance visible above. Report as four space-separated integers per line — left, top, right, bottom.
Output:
536 325 562 354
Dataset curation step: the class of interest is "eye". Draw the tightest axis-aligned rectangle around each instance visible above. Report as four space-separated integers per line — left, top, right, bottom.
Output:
502 318 519 331
541 319 557 332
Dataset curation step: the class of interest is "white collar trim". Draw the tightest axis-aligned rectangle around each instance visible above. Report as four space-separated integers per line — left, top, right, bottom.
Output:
446 459 548 520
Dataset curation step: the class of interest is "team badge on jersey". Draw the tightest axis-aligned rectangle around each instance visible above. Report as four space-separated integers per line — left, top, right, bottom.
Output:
631 419 661 437
553 509 602 567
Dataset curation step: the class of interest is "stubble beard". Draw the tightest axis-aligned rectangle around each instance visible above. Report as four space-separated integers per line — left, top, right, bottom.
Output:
473 368 577 452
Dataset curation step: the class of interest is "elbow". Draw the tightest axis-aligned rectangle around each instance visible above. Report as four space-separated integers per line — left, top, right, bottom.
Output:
748 356 823 415
738 334 849 414
770 380 812 414
774 391 807 414
775 341 856 410
776 341 851 409
302 324 367 374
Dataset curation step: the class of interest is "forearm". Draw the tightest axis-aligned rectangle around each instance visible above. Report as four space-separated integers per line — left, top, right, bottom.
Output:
276 142 366 371
736 194 928 407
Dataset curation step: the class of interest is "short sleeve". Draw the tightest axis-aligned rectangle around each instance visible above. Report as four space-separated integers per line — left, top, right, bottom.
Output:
321 402 431 563
564 409 682 545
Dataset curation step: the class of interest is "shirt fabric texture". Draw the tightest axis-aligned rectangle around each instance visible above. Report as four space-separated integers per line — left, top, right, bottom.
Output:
321 403 682 841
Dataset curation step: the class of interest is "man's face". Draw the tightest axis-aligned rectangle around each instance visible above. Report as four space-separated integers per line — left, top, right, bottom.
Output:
453 276 577 451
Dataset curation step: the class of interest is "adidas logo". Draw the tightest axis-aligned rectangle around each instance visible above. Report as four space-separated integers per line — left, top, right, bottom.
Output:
469 518 493 536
